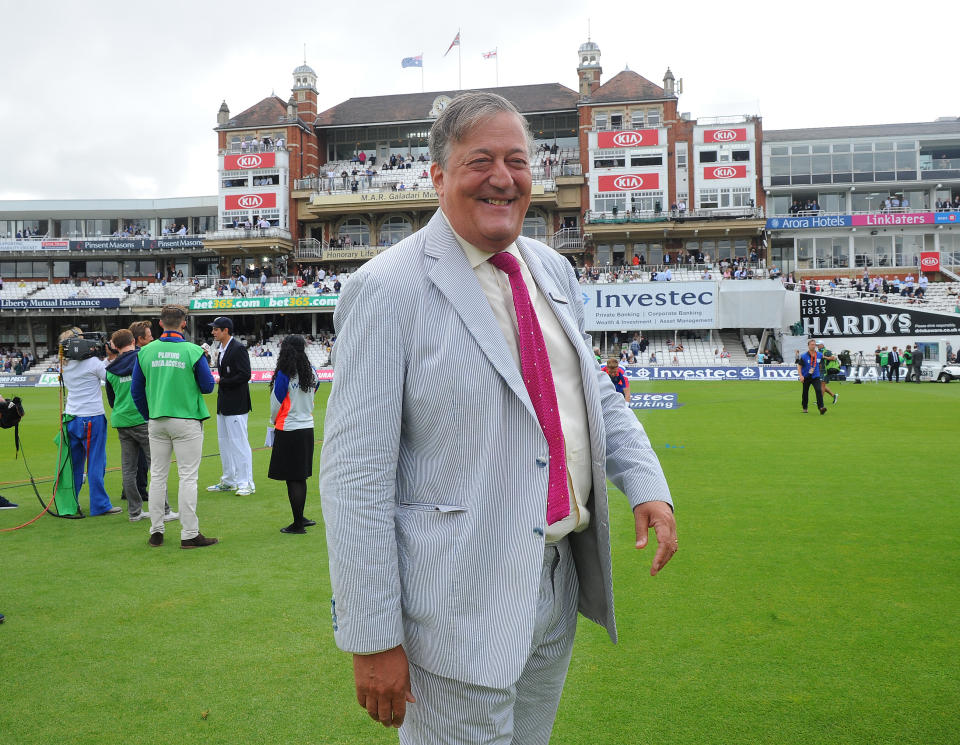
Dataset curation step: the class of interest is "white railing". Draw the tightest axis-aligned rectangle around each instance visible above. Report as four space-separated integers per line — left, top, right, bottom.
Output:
205 227 292 241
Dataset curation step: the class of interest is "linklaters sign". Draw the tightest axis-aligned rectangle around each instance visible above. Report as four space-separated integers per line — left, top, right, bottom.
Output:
189 295 339 311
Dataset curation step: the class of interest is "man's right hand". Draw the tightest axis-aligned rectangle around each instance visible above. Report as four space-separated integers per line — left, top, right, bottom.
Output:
353 645 416 728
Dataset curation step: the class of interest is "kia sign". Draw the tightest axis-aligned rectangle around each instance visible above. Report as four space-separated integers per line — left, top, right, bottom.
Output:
597 173 660 191
920 252 940 272
597 129 660 148
704 128 748 143
224 152 276 170
704 165 747 180
224 193 277 210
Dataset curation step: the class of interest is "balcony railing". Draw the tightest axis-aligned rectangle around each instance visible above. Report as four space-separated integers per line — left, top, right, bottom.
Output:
205 227 292 241
585 206 764 224
920 157 960 172
550 227 583 252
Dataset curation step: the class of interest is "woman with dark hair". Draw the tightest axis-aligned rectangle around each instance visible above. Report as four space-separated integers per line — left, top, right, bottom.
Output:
268 335 319 534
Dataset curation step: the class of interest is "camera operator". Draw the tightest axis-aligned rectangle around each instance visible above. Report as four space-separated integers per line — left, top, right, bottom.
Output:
0 393 20 510
59 328 120 516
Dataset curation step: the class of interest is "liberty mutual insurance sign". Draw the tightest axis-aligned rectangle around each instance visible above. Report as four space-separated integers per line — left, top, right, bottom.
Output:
582 281 717 330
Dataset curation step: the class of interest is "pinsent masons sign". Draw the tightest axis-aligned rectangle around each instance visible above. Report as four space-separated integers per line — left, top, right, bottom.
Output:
597 173 661 191
800 292 960 336
582 281 716 330
597 129 660 148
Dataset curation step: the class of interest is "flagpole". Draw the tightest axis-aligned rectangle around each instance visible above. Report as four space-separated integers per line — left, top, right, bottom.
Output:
421 52 424 93
458 31 462 90
496 48 499 87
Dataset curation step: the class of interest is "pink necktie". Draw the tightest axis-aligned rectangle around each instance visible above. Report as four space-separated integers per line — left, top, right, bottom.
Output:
488 251 570 525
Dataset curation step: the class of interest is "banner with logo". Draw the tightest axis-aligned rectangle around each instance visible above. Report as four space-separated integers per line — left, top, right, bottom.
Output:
627 392 682 409
766 215 852 229
0 373 42 388
766 211 960 230
0 298 121 309
800 292 960 336
703 128 748 143
0 239 69 252
597 130 660 149
224 193 277 211
920 252 940 272
625 365 798 381
71 236 205 251
597 173 660 192
582 282 716 330
703 165 747 179
188 295 339 311
224 152 276 170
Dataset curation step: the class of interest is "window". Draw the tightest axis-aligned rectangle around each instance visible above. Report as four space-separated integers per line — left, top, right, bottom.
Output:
594 113 608 131
522 213 547 240
593 193 626 213
338 218 370 245
646 109 660 127
610 114 623 131
379 216 412 245
732 150 750 162
699 150 718 163
699 189 719 209
594 155 625 168
630 155 662 167
222 177 248 188
676 148 687 168
630 110 644 129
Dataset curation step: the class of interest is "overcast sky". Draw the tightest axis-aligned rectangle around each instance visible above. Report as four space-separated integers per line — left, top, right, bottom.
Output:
1 0 953 200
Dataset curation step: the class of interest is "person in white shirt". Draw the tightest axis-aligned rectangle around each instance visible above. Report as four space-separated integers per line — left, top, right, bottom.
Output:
59 328 120 516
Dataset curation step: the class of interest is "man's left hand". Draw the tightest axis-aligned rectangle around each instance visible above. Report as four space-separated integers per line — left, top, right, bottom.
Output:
633 501 678 576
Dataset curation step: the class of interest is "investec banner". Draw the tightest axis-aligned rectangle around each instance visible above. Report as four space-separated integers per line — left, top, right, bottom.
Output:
189 295 339 311
0 298 121 309
626 365 798 381
766 211 960 230
800 292 960 336
583 282 716 330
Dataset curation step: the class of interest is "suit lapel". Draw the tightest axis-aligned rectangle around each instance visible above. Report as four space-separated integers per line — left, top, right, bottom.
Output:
423 213 535 418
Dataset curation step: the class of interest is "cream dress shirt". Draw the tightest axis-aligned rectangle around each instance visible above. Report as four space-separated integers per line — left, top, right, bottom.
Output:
447 217 592 543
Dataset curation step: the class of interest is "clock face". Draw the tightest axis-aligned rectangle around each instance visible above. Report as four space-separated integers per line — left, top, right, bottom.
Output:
430 95 452 118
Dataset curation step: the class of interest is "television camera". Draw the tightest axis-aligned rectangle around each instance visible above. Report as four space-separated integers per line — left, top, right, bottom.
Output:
60 331 109 361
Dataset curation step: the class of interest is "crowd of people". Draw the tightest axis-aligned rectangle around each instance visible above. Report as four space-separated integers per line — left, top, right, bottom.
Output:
0 348 35 374
2 310 322 545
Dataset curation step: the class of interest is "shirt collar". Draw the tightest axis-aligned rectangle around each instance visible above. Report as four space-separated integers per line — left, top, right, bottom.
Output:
440 210 522 270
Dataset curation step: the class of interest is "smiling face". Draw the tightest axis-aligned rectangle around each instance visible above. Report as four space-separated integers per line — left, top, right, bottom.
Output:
431 111 532 253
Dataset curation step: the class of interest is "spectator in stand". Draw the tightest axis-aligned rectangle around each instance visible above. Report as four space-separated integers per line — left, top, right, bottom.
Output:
268 335 320 534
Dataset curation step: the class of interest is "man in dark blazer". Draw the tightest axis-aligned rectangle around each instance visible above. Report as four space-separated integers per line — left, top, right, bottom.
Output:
320 92 677 744
206 317 254 495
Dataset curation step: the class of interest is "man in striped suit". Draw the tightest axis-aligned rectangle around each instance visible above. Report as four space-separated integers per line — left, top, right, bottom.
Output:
320 92 677 744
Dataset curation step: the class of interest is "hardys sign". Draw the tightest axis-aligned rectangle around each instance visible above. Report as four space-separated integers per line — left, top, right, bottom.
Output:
582 282 716 330
800 292 960 337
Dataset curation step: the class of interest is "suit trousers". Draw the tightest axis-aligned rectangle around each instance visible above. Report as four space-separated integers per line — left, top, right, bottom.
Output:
216 413 254 488
148 418 203 540
118 424 171 518
801 376 824 411
889 363 900 382
399 538 578 745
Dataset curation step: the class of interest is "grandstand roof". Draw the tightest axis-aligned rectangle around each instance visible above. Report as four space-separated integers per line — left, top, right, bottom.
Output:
766 118 960 142
217 96 291 130
314 84 579 128
585 69 667 104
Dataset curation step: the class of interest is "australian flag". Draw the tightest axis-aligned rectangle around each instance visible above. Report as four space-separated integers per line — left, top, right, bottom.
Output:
402 55 423 68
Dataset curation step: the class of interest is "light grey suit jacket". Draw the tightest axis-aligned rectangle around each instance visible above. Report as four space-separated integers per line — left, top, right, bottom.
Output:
320 211 671 689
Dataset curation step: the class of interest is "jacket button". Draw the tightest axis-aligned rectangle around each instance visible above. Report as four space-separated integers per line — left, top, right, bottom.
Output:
535 457 547 467
533 527 544 536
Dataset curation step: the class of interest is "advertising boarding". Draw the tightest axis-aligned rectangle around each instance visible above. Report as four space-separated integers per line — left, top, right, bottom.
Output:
582 282 717 330
800 292 960 337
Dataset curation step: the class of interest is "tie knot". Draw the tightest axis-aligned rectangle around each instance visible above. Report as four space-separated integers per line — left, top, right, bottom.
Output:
488 250 521 276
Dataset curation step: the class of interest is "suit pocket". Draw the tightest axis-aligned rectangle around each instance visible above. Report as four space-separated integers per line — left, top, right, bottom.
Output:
397 501 467 513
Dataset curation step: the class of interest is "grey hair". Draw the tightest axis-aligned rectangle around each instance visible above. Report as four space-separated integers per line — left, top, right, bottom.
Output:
429 92 534 169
